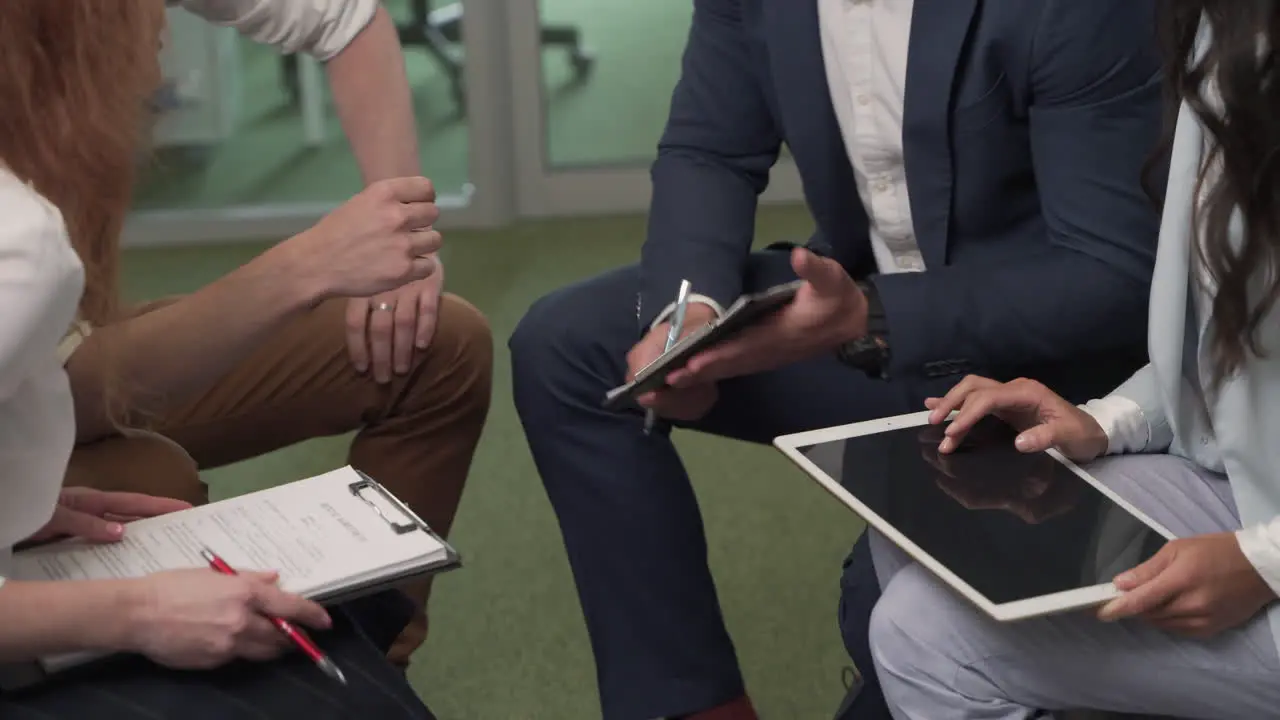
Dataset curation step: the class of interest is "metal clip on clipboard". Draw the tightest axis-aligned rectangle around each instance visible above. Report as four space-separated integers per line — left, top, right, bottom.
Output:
344 470 460 574
346 470 444 538
310 470 460 606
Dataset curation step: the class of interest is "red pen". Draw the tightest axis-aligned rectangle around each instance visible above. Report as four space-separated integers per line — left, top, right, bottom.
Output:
200 548 347 685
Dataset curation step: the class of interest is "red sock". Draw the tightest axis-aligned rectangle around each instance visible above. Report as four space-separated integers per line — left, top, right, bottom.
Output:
681 695 759 720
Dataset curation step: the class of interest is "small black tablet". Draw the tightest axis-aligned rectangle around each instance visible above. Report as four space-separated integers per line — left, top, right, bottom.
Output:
603 280 802 409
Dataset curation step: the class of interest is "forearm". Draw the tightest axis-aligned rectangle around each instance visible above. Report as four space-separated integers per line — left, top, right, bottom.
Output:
0 579 138 661
639 153 764 327
871 249 1150 377
326 5 420 183
637 0 782 328
66 248 320 440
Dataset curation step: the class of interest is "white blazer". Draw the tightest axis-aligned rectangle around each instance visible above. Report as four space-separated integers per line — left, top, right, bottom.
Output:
1095 49 1280 656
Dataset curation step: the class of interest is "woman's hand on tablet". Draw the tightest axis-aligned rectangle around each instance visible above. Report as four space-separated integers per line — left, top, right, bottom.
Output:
921 444 1081 524
1097 533 1275 638
924 375 1108 462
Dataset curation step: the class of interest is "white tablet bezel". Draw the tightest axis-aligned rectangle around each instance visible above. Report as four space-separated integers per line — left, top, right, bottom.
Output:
773 411 1176 622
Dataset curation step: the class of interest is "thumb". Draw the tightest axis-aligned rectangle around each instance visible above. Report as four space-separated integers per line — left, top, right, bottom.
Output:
1013 424 1059 453
51 508 124 543
251 584 332 630
1096 549 1179 621
240 570 282 584
791 248 847 295
1114 548 1175 591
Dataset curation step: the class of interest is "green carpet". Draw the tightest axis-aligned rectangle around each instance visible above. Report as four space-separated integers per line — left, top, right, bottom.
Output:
121 203 865 719
134 0 690 209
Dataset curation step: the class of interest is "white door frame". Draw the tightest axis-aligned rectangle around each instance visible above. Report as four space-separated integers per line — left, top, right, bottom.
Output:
503 0 805 219
124 1 518 248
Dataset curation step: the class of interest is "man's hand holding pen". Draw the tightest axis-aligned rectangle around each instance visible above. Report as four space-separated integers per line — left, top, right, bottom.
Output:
667 248 866 386
627 303 720 423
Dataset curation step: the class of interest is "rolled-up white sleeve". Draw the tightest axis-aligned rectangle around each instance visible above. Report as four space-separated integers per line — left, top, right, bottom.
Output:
1080 395 1149 455
179 0 378 61
1236 519 1280 597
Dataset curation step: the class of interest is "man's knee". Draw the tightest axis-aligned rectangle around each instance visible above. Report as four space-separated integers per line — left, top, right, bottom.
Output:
509 285 584 380
509 270 636 410
423 293 494 417
65 432 207 505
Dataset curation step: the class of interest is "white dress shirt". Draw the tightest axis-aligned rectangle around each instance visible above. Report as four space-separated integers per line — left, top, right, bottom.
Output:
818 0 924 275
0 168 87 583
178 0 377 61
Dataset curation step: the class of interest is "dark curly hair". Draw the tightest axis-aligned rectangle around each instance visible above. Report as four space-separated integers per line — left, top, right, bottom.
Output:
1157 1 1280 386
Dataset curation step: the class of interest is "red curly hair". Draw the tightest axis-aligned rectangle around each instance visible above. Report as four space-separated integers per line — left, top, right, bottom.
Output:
0 0 165 325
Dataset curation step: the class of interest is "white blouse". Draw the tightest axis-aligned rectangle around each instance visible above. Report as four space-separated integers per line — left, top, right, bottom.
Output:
177 0 378 61
0 168 86 582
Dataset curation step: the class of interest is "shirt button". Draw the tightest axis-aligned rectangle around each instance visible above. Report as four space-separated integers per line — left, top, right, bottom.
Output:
857 94 871 106
875 180 890 193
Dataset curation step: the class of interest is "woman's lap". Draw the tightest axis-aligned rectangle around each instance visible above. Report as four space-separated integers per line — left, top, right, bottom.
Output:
867 455 1280 719
0 591 435 720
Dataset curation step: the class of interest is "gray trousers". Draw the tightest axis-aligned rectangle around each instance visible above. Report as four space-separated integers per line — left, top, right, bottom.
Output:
867 455 1280 719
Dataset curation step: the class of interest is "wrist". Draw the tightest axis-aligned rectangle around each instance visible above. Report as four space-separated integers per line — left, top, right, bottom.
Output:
837 300 870 345
52 579 152 654
649 297 722 332
680 303 718 330
839 281 881 345
257 237 331 310
100 580 153 653
1086 419 1110 457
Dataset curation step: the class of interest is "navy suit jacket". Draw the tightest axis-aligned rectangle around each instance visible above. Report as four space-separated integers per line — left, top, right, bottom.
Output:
639 0 1163 391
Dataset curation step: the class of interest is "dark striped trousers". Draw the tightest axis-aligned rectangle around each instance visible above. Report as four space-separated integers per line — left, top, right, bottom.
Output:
0 591 437 720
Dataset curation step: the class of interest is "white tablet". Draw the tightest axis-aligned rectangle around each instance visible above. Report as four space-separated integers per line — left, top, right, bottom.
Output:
774 411 1175 621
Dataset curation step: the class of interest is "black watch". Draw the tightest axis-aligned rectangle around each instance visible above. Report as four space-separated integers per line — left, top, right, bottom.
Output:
836 282 891 379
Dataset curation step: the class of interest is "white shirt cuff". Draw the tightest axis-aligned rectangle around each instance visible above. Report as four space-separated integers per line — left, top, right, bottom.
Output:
1080 395 1149 455
648 294 725 331
1236 520 1280 598
57 321 91 366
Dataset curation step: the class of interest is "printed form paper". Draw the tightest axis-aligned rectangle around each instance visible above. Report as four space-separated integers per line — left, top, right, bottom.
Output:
12 467 443 596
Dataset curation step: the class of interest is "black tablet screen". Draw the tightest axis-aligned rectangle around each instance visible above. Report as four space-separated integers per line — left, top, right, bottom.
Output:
799 416 1167 605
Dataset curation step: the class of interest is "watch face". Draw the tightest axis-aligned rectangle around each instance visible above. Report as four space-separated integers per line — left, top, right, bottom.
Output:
853 337 883 353
840 336 888 377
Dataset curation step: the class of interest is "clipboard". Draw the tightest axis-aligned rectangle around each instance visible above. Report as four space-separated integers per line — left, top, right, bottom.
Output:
0 467 460 692
603 280 803 409
312 471 462 605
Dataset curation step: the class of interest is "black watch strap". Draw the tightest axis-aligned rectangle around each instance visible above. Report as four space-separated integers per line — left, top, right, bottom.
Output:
860 281 889 338
836 282 891 379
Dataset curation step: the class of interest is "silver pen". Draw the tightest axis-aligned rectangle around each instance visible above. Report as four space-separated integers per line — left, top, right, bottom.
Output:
644 279 693 435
